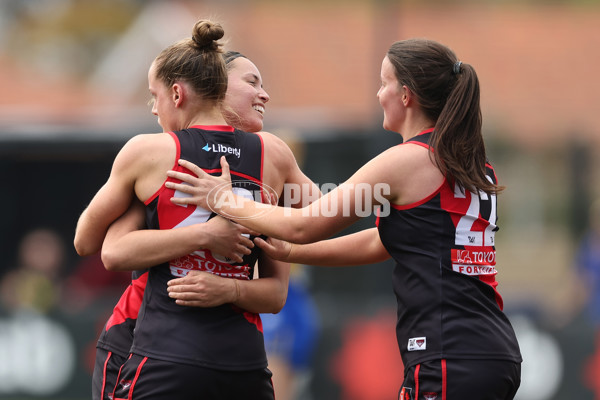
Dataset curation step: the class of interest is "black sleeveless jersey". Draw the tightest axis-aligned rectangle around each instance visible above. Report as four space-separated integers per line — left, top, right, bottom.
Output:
130 125 268 370
376 129 521 369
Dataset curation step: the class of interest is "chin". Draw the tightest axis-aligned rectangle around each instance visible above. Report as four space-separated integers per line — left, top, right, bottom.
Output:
382 120 399 133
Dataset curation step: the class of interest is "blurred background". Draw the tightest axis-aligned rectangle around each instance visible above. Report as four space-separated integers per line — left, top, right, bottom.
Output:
0 0 599 399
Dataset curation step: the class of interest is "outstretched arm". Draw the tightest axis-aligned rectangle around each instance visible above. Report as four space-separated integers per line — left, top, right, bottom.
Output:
255 227 390 267
166 155 393 244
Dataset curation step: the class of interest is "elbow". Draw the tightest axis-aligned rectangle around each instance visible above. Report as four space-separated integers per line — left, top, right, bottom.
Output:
273 283 289 314
270 295 287 314
257 284 288 314
74 237 96 257
101 247 124 272
287 225 322 245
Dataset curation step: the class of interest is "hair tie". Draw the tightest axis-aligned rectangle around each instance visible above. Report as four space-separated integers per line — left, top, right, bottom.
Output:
453 61 462 75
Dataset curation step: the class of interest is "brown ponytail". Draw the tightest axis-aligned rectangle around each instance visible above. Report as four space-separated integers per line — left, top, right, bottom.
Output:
387 39 503 195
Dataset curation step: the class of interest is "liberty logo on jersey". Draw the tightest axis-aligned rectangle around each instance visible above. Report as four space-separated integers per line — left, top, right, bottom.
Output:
202 142 241 158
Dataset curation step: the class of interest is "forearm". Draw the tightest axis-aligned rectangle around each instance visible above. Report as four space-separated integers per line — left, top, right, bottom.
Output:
102 226 208 271
234 276 288 314
287 227 390 266
74 207 110 256
74 179 134 256
219 193 357 244
167 257 290 313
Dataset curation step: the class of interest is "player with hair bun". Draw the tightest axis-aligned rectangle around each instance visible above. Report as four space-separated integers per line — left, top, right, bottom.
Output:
76 17 320 399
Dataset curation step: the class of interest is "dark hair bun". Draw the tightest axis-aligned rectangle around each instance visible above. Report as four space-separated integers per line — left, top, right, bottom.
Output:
192 20 225 51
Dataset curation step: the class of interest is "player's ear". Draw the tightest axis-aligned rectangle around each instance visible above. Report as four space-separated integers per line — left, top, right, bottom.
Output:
401 85 413 107
172 83 184 107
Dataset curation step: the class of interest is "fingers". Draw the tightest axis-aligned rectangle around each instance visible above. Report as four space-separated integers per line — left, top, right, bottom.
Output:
167 284 196 293
167 270 204 287
253 237 271 251
178 159 204 177
219 156 231 180
240 235 254 249
167 158 230 182
164 177 196 206
173 299 204 307
167 288 206 307
225 251 245 263
266 191 278 206
233 222 261 238
166 171 196 185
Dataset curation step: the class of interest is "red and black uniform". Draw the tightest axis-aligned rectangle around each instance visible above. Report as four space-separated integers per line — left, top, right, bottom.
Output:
113 126 274 400
376 129 521 400
92 269 147 400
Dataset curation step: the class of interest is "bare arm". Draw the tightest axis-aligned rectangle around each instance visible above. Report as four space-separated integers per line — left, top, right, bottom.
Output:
255 227 390 266
74 181 134 256
166 143 442 245
101 186 289 314
74 134 168 256
166 250 290 313
260 132 321 209
101 201 256 271
166 156 385 243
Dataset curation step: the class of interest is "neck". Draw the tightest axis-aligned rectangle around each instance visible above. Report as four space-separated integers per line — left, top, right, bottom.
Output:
399 114 434 142
186 108 228 129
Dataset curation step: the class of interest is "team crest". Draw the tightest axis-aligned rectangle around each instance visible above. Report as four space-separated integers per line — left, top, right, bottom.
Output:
118 379 132 390
423 392 438 400
407 336 426 351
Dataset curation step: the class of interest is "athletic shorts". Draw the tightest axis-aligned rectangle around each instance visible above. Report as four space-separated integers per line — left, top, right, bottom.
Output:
112 353 274 400
399 359 521 400
93 348 128 400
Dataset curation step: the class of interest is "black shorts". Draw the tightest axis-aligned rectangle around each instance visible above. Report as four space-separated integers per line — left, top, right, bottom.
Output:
112 353 274 400
399 359 521 400
93 348 128 400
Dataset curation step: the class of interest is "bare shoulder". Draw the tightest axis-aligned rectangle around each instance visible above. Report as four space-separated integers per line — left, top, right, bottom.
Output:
114 132 176 173
125 132 174 151
384 140 430 157
256 131 297 169
385 142 444 204
348 142 442 205
120 132 174 158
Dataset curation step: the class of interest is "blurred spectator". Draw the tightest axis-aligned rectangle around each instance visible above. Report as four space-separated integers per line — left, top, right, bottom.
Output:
0 227 129 315
63 252 131 311
575 198 600 326
0 228 66 314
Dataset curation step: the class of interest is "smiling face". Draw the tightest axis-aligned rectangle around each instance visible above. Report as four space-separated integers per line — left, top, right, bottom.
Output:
377 56 406 133
223 57 270 133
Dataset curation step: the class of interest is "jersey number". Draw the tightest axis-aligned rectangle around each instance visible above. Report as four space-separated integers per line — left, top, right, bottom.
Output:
453 177 497 247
